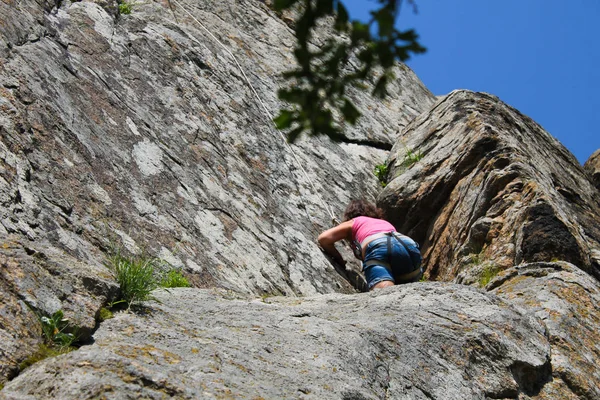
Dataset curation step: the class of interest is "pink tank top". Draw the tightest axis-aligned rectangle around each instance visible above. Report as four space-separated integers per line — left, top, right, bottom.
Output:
352 216 396 243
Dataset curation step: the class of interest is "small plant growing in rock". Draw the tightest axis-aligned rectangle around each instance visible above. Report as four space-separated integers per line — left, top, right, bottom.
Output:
401 146 423 168
106 248 192 310
106 250 161 310
159 270 191 288
41 310 79 350
467 251 485 266
118 1 132 15
20 310 81 372
478 264 501 287
374 163 389 187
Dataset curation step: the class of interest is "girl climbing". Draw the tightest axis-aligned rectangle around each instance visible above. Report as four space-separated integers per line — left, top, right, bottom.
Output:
318 199 422 290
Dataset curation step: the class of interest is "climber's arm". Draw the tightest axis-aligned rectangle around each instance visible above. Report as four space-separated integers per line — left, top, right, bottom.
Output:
318 220 353 266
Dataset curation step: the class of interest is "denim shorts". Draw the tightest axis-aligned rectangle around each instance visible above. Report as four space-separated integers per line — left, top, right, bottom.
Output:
363 236 421 289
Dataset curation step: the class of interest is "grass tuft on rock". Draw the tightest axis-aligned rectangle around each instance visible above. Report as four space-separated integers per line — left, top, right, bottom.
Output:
106 248 192 310
106 250 161 310
401 146 423 168
160 270 191 288
478 264 501 287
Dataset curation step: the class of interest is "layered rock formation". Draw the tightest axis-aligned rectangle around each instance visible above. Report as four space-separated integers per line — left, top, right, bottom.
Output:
380 90 600 282
584 149 600 190
377 90 600 398
1 0 600 398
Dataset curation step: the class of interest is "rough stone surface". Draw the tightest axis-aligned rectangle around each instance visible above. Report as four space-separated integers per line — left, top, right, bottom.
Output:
0 0 435 380
1 0 600 398
0 236 118 382
1 284 553 399
584 148 600 191
489 262 600 400
0 0 435 296
379 90 600 283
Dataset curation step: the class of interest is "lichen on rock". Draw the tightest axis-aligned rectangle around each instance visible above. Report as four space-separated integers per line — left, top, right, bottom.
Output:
1 0 600 398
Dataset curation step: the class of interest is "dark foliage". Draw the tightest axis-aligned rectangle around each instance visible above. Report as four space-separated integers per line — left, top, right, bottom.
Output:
273 0 426 142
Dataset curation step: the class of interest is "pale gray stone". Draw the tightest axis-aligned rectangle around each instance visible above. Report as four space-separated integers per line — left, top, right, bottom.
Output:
0 0 435 382
0 0 435 300
490 262 600 399
1 0 599 398
1 284 552 399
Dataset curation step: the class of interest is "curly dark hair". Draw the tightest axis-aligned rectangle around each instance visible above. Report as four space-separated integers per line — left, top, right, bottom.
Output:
342 199 385 221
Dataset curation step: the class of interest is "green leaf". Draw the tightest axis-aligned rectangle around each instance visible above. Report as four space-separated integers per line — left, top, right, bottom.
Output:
350 21 371 43
321 44 348 77
275 0 427 143
334 3 349 31
356 47 374 65
278 87 308 104
341 99 360 124
52 310 64 321
287 126 305 143
396 28 419 42
295 6 315 43
313 108 334 128
373 74 389 98
294 47 311 69
273 0 298 11
372 8 394 38
316 0 334 16
273 110 294 129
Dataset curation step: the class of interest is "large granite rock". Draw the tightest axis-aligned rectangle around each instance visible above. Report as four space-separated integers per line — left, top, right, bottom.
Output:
2 0 600 398
490 262 600 399
0 0 435 293
1 284 553 399
0 0 435 381
379 90 600 282
584 149 600 191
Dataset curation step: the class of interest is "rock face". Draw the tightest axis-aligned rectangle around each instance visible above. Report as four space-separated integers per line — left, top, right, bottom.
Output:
0 0 435 382
2 0 600 398
376 90 600 398
584 149 600 190
0 236 118 382
489 262 600 399
1 285 553 399
0 0 434 294
379 90 600 283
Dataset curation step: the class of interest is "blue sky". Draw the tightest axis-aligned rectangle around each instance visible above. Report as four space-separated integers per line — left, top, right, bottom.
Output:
343 0 600 164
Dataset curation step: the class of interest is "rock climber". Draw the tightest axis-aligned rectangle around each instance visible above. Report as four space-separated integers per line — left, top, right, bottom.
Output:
318 199 422 290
